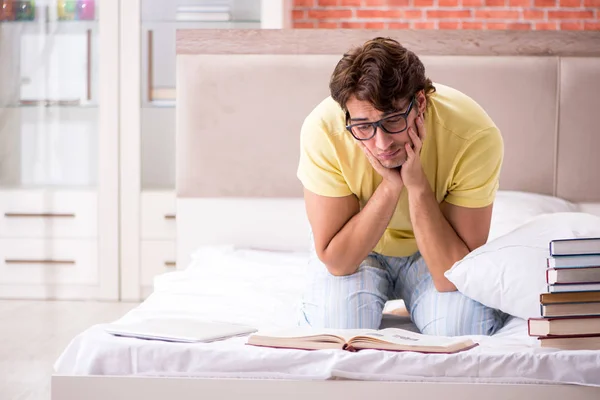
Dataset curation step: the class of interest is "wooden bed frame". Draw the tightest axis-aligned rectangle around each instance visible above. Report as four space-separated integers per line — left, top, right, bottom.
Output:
52 376 600 399
52 29 600 399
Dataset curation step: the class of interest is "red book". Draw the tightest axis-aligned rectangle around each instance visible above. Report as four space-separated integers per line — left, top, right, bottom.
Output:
541 301 600 317
538 334 600 350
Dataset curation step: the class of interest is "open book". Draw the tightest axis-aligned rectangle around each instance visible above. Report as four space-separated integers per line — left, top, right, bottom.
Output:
247 327 477 354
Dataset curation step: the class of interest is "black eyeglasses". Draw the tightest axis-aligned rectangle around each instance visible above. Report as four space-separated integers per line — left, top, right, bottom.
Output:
345 97 416 141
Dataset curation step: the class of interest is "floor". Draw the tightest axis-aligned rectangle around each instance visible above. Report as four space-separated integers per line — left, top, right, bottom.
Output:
0 300 139 400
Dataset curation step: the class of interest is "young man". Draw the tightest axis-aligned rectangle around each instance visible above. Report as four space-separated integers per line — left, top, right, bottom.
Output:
296 37 508 336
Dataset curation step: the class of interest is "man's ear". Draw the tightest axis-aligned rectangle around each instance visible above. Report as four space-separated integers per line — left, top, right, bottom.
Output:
417 90 427 114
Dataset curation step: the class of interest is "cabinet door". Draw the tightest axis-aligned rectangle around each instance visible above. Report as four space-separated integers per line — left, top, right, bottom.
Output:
140 0 262 191
0 0 119 299
120 0 266 300
0 11 99 187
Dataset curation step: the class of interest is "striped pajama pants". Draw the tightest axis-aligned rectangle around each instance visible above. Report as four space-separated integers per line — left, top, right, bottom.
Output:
299 242 508 336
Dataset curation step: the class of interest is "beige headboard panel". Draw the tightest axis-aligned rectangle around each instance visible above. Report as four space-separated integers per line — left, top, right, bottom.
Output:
177 54 333 198
557 58 600 202
176 30 600 202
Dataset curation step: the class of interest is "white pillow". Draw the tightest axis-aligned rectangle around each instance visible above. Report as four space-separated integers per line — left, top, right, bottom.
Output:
445 212 600 320
146 246 309 329
489 191 579 241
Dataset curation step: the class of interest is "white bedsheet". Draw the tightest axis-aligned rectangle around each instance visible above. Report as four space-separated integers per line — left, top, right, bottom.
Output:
55 254 600 386
54 314 600 386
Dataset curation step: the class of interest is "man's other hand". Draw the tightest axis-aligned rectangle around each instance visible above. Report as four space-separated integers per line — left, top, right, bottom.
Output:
402 114 428 193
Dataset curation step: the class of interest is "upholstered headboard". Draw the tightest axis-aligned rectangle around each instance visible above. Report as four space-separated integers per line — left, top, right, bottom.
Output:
177 30 600 201
174 30 600 263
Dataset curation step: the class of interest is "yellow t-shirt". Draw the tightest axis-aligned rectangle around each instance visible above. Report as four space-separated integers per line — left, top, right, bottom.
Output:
297 83 504 257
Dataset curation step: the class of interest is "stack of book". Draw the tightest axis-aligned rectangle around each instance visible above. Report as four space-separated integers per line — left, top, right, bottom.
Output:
528 237 600 350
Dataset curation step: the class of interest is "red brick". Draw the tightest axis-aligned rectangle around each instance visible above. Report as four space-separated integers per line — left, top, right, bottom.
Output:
475 10 520 19
363 0 387 4
389 0 411 5
485 0 506 6
523 10 545 19
341 21 365 28
292 10 305 20
427 10 472 18
584 22 600 30
293 22 315 28
340 0 361 5
439 0 460 5
318 21 339 28
535 22 558 29
509 0 531 5
534 0 556 6
509 22 532 30
318 0 338 5
293 0 314 6
439 21 461 29
365 22 387 29
405 10 423 18
356 9 405 18
560 21 584 30
413 0 435 6
389 22 410 29
487 22 508 29
308 9 353 19
462 0 484 5
412 21 436 29
559 0 581 5
583 0 600 5
548 10 594 18
462 21 484 29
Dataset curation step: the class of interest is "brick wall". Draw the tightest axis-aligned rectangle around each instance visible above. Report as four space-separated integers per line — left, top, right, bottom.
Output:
292 0 600 30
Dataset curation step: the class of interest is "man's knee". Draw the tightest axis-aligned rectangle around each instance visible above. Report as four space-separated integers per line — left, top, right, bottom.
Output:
300 255 388 330
301 279 386 330
413 293 507 336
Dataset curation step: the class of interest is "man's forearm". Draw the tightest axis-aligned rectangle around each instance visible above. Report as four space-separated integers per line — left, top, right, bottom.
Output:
322 181 401 276
408 185 470 291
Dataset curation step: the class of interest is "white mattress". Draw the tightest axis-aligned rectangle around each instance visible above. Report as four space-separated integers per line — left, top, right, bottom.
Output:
54 314 600 385
54 247 600 386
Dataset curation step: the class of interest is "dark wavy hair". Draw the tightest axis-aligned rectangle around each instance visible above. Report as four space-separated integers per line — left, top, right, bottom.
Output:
330 37 436 113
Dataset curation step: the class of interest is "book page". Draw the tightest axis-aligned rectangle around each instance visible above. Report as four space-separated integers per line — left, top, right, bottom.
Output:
349 328 467 347
252 327 377 343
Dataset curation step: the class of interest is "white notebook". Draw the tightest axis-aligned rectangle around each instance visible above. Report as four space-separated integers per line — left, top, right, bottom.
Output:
104 318 257 343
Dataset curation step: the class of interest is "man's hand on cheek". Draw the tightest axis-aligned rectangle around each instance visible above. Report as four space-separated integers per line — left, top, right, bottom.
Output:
358 141 404 193
401 114 428 192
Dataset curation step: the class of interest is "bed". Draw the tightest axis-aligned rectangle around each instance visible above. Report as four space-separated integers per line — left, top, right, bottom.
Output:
52 30 600 399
